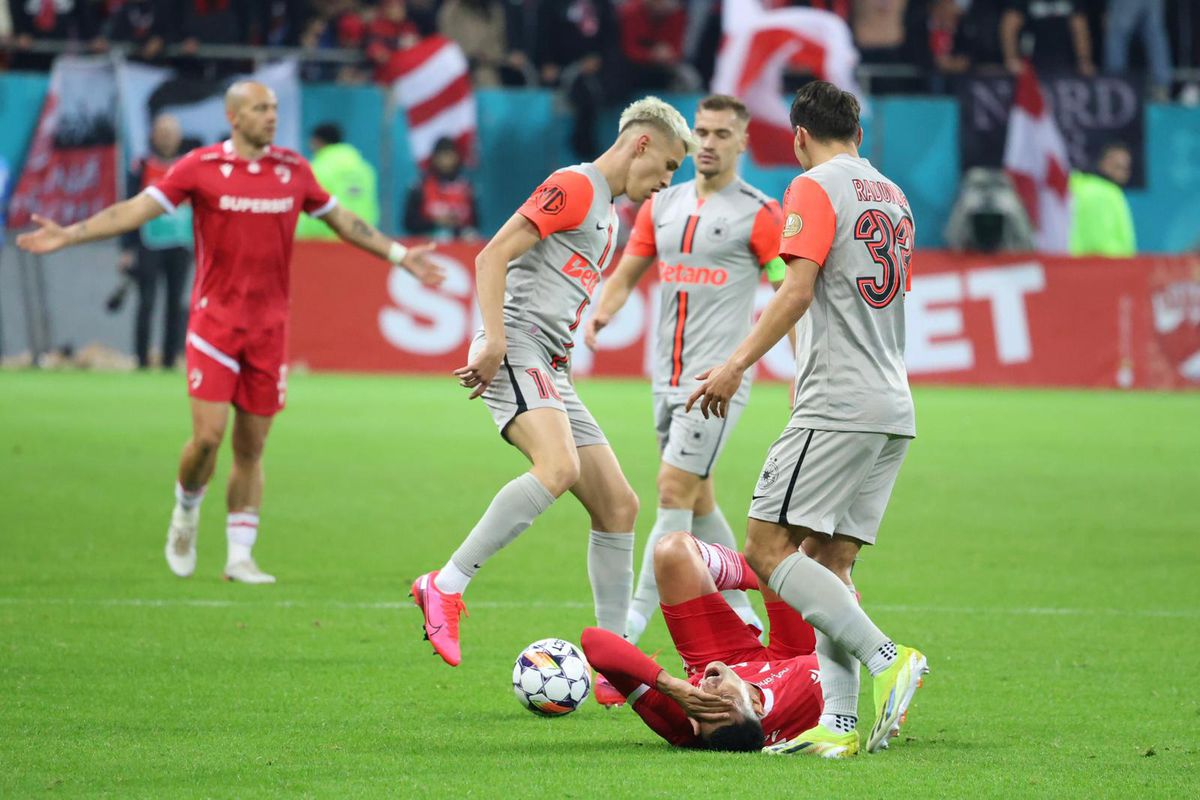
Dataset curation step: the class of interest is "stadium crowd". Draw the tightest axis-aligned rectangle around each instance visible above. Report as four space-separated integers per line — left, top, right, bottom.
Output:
0 1 1195 99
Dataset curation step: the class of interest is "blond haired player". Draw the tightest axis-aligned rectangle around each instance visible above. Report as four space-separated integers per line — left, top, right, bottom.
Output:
16 81 442 584
585 94 788 650
688 82 927 757
412 99 697 687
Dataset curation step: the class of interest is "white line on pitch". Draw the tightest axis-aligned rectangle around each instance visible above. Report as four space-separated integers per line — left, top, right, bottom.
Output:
0 597 1196 619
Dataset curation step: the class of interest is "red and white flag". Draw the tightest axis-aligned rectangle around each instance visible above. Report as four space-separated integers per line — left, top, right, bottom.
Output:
387 36 476 167
712 0 860 165
1003 64 1072 253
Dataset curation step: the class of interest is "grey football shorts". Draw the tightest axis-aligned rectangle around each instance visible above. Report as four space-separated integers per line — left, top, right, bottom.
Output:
471 332 607 449
748 427 910 545
653 391 745 479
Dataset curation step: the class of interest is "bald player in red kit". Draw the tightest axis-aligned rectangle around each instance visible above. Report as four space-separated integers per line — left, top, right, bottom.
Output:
17 81 444 584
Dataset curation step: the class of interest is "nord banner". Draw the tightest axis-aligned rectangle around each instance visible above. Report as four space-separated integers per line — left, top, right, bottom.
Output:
959 73 1146 187
290 243 1200 391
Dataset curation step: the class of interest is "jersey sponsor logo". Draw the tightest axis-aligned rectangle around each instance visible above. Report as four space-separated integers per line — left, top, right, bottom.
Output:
532 184 567 215
852 178 910 210
561 252 600 295
658 262 729 286
218 195 296 214
782 212 803 237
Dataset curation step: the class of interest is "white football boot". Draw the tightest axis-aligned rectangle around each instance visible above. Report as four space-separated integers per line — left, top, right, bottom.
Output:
223 558 276 584
165 506 199 577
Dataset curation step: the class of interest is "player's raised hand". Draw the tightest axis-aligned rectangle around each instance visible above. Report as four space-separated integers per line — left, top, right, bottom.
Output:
401 243 446 287
16 215 73 255
686 362 744 420
582 310 610 350
453 341 505 400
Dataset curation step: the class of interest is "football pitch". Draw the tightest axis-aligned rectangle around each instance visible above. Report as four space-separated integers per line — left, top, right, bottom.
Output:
1 371 1197 797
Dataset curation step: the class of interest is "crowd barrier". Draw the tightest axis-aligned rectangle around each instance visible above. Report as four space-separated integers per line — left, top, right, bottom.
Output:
291 242 1200 391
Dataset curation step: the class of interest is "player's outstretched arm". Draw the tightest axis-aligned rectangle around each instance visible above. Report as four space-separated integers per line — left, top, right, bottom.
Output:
321 205 445 287
583 252 654 349
687 257 819 419
15 194 164 255
453 213 541 399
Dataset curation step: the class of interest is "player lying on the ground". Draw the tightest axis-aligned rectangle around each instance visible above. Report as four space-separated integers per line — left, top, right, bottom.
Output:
581 531 833 753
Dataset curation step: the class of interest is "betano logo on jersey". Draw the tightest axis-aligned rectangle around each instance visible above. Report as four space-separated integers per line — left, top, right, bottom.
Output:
658 262 729 286
218 195 296 214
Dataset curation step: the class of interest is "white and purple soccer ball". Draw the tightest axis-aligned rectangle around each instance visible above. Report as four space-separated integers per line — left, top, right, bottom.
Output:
512 638 591 716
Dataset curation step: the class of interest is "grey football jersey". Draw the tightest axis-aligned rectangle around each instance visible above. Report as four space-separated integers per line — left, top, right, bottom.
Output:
779 154 916 437
504 163 618 368
628 178 782 396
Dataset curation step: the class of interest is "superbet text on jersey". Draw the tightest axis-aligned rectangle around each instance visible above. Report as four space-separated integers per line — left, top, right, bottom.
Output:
146 140 336 416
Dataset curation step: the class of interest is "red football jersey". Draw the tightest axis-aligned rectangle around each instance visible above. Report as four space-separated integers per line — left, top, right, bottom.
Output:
630 655 823 748
147 141 336 328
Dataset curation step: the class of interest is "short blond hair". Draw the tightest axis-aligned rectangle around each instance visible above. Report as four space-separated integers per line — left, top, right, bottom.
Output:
618 96 699 155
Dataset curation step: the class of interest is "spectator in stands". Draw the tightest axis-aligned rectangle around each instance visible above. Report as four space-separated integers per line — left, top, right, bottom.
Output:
930 0 1005 77
247 0 312 47
9 0 101 67
300 0 370 83
296 122 380 240
102 0 171 62
535 0 620 159
359 0 424 83
1070 141 1136 257
119 114 192 370
618 0 689 91
438 0 530 87
404 136 479 240
1000 0 1095 76
1105 0 1172 101
852 0 930 93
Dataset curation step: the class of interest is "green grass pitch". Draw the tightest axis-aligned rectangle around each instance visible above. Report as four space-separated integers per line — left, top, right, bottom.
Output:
1 371 1197 797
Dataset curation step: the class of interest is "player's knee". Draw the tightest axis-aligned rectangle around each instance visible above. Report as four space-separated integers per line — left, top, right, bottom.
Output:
653 530 697 569
656 466 699 509
537 454 580 496
611 483 640 530
231 437 264 465
191 427 225 457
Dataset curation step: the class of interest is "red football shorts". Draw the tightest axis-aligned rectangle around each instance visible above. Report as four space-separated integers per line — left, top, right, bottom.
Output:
185 313 288 417
661 594 769 676
661 594 817 676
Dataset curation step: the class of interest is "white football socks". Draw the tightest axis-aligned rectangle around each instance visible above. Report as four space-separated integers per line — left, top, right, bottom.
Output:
588 530 634 635
226 512 258 564
175 482 206 513
436 472 555 596
627 507 693 642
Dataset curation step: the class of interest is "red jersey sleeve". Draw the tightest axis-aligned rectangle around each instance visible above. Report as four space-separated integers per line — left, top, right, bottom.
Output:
779 176 837 267
749 199 784 266
147 150 202 213
517 170 595 239
580 627 699 747
624 197 657 257
298 158 337 217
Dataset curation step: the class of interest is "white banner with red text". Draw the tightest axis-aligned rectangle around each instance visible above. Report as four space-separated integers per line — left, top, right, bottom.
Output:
290 243 1200 391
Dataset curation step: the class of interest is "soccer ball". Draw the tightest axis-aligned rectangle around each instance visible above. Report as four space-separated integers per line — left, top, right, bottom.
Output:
512 638 591 716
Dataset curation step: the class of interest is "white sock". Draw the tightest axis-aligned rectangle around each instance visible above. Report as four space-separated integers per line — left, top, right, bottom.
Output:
814 582 862 721
692 507 762 630
175 482 206 513
865 640 899 676
588 530 634 635
436 472 555 595
767 551 891 665
226 512 258 564
627 507 693 642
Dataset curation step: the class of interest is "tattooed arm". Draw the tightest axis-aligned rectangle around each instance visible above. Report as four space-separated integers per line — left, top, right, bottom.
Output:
321 205 444 287
16 194 164 254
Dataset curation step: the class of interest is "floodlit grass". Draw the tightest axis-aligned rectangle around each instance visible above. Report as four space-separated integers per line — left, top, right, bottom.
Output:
1 371 1197 797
